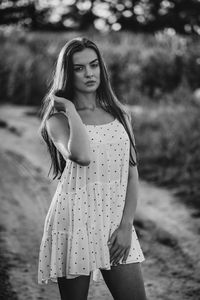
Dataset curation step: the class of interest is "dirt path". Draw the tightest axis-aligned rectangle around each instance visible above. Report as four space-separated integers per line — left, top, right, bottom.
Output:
0 104 200 300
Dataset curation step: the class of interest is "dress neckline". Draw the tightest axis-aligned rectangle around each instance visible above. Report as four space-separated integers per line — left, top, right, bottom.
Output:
58 111 117 127
84 118 117 127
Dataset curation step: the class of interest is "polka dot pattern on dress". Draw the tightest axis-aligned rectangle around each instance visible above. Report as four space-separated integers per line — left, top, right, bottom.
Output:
38 118 145 284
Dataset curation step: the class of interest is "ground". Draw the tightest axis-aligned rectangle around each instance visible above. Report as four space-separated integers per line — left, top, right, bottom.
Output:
0 104 200 300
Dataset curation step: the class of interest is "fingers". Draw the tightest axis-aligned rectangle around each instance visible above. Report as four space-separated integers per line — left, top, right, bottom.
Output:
107 231 117 247
107 228 131 266
109 242 128 265
108 241 117 257
122 246 131 263
111 248 125 265
110 245 121 262
110 246 131 265
109 244 131 265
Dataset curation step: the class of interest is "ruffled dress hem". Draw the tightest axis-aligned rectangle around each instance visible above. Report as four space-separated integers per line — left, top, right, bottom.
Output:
38 256 145 285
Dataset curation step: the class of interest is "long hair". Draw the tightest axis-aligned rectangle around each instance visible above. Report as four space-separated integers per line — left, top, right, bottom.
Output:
38 37 137 180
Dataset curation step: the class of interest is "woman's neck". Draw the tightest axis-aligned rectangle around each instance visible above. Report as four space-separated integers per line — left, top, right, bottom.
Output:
73 92 99 110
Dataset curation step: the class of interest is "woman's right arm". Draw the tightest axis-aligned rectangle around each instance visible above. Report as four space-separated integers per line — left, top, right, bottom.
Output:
46 106 91 166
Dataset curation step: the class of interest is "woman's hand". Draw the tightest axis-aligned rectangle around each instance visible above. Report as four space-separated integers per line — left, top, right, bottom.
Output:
107 223 132 266
51 92 75 113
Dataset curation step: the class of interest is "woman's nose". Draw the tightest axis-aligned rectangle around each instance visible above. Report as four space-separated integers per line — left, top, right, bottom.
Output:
85 66 93 77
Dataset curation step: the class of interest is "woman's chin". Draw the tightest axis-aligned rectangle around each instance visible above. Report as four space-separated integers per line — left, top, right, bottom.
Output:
83 86 98 93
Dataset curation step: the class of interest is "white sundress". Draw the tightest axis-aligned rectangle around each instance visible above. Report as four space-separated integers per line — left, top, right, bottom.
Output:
38 116 145 284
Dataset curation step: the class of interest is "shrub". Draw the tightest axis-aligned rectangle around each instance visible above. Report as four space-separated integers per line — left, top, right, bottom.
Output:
139 49 183 97
183 41 200 90
132 103 200 210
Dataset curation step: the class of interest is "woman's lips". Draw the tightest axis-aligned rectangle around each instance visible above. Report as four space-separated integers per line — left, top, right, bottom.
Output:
85 81 96 85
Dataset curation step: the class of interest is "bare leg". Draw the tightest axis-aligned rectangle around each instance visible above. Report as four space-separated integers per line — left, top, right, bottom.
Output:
57 273 91 300
100 262 147 300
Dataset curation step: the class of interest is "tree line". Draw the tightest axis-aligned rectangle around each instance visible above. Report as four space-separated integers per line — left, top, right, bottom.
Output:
0 0 199 35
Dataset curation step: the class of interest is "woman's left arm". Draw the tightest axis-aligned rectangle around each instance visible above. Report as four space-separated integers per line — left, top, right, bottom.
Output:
108 112 139 265
120 164 139 227
120 110 138 227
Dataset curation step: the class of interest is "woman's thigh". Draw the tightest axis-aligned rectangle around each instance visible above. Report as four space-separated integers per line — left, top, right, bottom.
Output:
57 274 91 300
100 262 147 300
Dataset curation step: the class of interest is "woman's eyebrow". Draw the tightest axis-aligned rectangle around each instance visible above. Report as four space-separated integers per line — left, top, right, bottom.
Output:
73 58 98 66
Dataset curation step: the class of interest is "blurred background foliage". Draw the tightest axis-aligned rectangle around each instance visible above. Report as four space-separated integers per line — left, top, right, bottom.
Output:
0 28 200 106
0 0 200 213
0 0 200 35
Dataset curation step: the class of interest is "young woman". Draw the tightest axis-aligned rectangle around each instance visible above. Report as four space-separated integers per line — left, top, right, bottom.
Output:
38 37 147 300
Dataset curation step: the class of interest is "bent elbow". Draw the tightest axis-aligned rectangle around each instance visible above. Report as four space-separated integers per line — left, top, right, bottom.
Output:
68 154 91 166
77 157 91 166
79 159 91 166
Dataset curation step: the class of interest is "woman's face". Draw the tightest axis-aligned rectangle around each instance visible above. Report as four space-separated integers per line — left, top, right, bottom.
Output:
72 48 100 94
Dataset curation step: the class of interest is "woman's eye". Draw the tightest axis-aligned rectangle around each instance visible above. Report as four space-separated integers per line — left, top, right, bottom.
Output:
74 67 83 72
91 62 99 68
